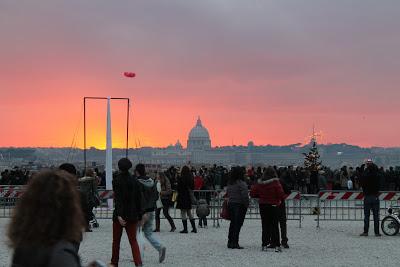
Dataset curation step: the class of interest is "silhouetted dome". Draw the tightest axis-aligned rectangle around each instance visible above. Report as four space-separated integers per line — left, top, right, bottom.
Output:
188 117 210 139
187 117 211 150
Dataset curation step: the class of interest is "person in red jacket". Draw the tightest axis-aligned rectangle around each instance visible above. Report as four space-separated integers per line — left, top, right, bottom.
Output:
250 166 285 252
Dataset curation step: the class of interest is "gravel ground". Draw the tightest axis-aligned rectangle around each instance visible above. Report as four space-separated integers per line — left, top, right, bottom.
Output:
1 217 399 267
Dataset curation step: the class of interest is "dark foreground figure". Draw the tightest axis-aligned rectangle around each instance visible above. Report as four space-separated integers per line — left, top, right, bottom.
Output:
8 170 106 267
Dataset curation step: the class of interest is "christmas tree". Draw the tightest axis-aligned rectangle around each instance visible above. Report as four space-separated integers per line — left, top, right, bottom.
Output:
303 129 322 171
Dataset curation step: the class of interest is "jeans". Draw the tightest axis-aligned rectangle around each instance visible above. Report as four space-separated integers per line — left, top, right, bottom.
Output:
228 202 247 246
259 204 280 247
111 220 142 266
363 195 380 234
143 211 163 252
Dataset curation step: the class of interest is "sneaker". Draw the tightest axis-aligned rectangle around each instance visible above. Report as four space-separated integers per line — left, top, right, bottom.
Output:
266 244 274 249
180 230 188 234
359 232 368 237
262 246 267 251
275 246 282 253
159 247 166 263
282 243 289 249
375 233 382 237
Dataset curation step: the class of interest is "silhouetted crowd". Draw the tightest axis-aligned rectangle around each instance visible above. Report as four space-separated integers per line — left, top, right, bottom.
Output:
2 164 400 193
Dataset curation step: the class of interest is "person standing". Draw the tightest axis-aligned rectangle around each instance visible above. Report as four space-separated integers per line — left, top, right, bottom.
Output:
250 167 285 252
136 164 167 264
278 177 291 249
154 172 176 232
176 166 197 234
359 160 381 237
111 158 143 267
226 167 249 249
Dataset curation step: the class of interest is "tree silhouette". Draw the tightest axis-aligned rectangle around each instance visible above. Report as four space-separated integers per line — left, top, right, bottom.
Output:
303 140 322 171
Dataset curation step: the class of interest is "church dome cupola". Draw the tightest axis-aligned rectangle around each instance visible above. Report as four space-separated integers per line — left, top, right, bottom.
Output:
187 116 211 150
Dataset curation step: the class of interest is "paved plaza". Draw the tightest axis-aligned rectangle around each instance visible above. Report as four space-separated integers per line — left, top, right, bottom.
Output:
1 216 399 267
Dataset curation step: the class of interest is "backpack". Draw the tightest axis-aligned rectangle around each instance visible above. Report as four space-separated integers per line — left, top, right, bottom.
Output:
196 199 210 218
139 178 159 211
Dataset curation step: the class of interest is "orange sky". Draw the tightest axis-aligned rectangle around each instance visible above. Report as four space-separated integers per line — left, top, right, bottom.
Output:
1 1 400 148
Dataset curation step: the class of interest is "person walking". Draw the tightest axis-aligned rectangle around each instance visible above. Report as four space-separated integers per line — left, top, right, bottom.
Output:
176 166 197 234
360 160 381 237
154 172 176 232
136 164 167 263
111 158 143 267
250 167 285 252
226 167 249 249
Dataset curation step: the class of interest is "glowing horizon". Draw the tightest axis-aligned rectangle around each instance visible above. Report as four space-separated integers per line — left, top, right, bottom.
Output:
1 1 400 148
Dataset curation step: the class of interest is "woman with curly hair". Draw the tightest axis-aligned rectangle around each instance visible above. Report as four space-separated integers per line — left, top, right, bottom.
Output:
8 170 86 266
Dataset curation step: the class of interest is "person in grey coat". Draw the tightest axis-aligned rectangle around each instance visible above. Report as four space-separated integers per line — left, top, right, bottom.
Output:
226 167 249 249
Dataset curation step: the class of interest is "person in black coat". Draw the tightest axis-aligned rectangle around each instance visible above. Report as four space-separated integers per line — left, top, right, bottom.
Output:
278 178 291 248
111 158 143 267
176 165 197 234
359 161 381 236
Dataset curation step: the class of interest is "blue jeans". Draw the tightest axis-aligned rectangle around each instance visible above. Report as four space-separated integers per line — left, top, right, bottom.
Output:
363 195 380 234
143 211 163 252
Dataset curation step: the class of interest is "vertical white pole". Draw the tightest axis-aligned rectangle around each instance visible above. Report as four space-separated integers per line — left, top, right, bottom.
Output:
106 97 113 209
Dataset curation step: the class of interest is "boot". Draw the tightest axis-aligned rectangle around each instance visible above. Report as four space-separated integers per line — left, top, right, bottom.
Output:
180 220 188 233
168 218 176 232
153 219 160 232
190 219 197 233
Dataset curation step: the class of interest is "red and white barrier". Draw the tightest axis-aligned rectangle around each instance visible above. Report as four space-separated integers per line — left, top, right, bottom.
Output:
98 190 114 200
286 191 301 200
0 186 24 198
318 191 400 201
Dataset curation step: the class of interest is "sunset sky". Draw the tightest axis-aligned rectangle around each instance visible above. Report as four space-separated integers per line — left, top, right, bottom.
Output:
1 1 400 148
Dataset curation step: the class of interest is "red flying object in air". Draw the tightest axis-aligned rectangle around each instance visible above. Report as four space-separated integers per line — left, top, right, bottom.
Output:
123 72 136 78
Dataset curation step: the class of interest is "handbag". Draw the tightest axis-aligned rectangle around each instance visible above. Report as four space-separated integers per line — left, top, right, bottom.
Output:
171 191 178 203
136 227 146 259
220 198 230 220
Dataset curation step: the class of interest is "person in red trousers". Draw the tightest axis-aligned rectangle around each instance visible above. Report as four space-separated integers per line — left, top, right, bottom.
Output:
111 158 143 267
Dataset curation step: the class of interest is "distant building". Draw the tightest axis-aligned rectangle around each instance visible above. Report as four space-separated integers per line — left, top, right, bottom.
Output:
187 117 211 150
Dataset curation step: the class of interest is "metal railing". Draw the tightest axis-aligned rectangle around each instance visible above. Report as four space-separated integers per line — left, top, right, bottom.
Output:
316 190 400 227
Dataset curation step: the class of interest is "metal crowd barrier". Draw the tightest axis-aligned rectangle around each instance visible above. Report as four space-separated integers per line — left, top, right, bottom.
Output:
0 186 303 228
316 190 400 228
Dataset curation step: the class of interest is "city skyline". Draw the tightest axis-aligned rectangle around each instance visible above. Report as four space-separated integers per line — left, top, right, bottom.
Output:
1 1 400 148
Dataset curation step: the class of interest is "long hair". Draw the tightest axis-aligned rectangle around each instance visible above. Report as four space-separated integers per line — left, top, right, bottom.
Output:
263 166 278 180
228 166 245 185
8 170 85 248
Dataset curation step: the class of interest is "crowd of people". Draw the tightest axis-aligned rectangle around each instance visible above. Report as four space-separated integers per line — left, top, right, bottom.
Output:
2 164 400 194
4 158 396 266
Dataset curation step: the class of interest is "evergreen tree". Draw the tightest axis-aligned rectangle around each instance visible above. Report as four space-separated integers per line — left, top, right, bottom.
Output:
303 140 322 171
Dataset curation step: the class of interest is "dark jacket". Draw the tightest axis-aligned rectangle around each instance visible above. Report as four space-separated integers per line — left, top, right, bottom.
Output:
176 174 194 210
250 178 285 206
11 240 80 267
113 171 142 222
360 166 380 196
227 180 249 207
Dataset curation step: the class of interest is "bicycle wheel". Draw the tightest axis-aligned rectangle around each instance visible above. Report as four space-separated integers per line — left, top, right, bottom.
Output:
381 216 400 236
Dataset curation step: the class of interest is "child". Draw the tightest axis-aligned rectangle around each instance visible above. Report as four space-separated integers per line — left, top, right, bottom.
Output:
196 199 210 228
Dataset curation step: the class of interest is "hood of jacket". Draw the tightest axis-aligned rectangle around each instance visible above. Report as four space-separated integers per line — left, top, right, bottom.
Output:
257 177 280 185
137 175 154 188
